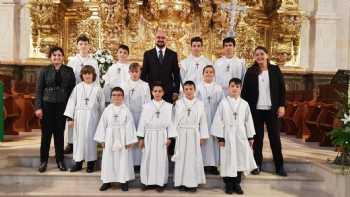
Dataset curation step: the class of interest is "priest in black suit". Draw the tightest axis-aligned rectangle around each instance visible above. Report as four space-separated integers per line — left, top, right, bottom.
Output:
141 29 181 103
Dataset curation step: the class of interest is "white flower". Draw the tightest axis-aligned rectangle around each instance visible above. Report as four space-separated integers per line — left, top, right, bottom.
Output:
99 57 106 63
341 113 350 125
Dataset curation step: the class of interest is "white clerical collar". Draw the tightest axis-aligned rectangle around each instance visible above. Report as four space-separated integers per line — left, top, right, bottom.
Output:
77 53 91 59
83 82 94 87
128 79 140 85
112 103 123 109
116 61 129 66
229 96 240 103
203 81 214 87
184 97 196 105
224 56 237 61
153 99 164 108
190 54 202 60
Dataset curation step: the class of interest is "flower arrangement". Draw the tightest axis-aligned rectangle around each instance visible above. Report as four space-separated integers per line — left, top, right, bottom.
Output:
330 113 350 166
329 90 350 167
93 49 114 87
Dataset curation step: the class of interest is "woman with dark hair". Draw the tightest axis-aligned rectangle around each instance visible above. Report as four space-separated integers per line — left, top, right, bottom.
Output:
35 46 76 173
241 46 287 177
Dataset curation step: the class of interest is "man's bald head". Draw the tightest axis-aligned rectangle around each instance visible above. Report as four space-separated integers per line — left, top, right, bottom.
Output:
155 29 166 48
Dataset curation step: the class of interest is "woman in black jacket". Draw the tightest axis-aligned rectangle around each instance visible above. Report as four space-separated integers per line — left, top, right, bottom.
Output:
34 47 76 173
241 46 287 176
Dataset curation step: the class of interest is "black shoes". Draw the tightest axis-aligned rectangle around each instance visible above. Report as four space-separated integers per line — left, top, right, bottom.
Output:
86 161 95 173
64 144 73 154
121 183 129 191
99 183 111 191
156 186 165 193
38 162 47 173
276 168 288 177
204 166 220 175
70 161 83 172
57 161 67 171
251 167 261 175
234 184 244 195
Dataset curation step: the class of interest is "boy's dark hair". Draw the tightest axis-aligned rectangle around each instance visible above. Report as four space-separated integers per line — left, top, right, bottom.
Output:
80 65 97 82
202 65 215 74
183 80 196 90
129 62 141 71
229 78 242 86
77 34 90 43
191 36 203 46
223 37 236 47
118 44 129 54
48 46 64 58
111 87 124 97
151 81 164 91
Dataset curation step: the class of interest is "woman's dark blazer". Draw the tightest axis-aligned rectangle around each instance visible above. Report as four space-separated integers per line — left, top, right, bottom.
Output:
241 63 286 113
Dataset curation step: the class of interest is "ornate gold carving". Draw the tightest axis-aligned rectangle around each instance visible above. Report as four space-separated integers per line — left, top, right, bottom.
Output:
28 0 303 67
29 0 66 55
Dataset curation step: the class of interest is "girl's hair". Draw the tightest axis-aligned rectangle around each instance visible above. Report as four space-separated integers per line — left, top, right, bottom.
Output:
111 87 124 97
48 46 64 58
150 81 164 91
252 46 270 74
202 65 215 75
80 65 97 82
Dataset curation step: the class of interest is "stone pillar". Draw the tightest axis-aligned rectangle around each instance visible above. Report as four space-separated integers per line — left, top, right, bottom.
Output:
309 0 338 72
0 0 19 62
298 0 315 69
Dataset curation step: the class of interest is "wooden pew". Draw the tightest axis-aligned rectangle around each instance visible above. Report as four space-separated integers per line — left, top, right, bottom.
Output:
282 101 299 135
305 103 323 142
1 75 21 135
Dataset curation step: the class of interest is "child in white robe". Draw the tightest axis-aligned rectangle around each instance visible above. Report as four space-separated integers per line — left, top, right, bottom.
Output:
65 35 100 154
180 37 212 85
173 80 209 192
122 62 151 168
94 87 138 192
103 44 130 104
64 65 105 173
137 81 176 192
196 65 223 175
211 78 257 195
214 37 246 95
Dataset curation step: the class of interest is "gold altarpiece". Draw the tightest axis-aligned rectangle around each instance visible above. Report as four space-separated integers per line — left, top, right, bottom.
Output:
29 0 302 66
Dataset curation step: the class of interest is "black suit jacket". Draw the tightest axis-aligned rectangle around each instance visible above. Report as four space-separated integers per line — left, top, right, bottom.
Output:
241 63 286 113
141 47 180 101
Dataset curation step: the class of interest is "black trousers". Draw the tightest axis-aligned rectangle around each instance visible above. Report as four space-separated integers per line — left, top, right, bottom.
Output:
223 172 242 185
252 110 284 171
40 102 66 163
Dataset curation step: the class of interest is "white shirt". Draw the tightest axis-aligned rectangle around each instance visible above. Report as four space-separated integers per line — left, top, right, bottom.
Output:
156 47 166 59
257 70 272 110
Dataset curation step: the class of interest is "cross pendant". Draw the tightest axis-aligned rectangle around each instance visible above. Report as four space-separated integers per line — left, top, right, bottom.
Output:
196 63 199 70
113 114 119 121
84 98 89 105
233 112 237 120
187 108 191 116
156 111 160 118
226 65 230 72
207 96 211 104
130 88 135 96
117 68 121 74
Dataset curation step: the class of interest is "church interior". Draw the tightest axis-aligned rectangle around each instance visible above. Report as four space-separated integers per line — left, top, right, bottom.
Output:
0 0 349 196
